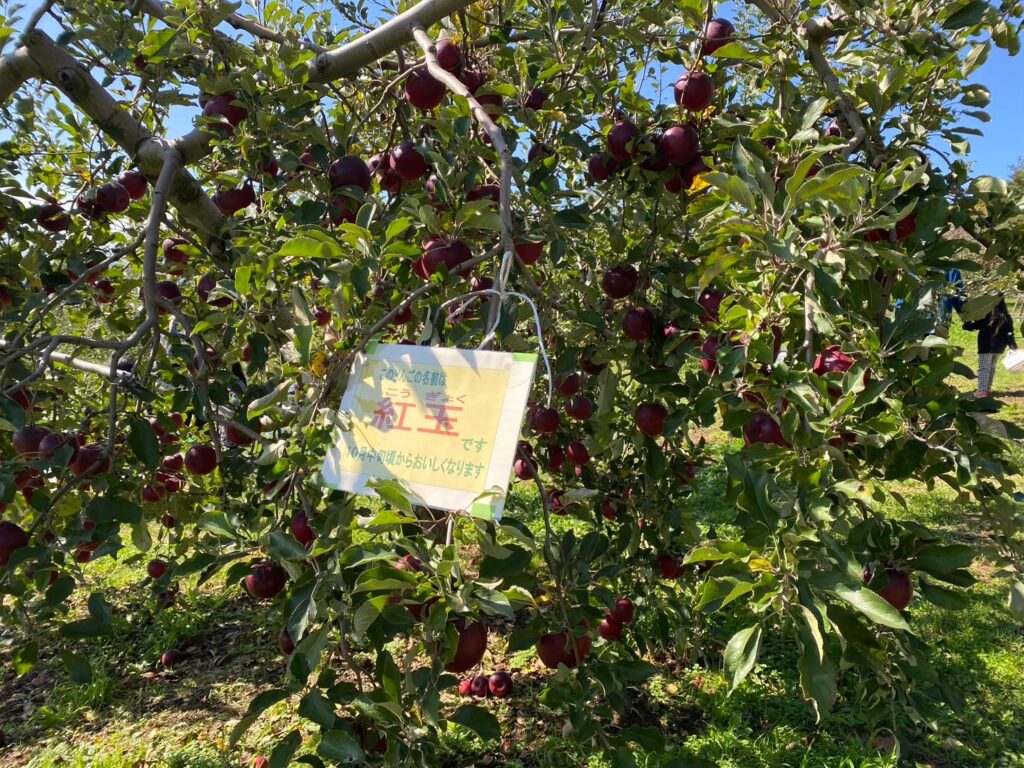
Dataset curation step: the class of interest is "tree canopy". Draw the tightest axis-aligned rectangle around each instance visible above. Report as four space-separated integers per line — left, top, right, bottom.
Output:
1 0 1023 764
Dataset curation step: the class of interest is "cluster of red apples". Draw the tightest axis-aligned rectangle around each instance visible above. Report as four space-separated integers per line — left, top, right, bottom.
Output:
589 18 733 191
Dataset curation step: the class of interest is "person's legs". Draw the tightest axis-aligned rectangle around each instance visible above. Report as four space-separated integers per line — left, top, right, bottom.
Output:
977 352 998 396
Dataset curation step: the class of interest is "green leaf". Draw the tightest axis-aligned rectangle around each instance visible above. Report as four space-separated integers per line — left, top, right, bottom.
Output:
88 592 113 624
910 544 974 575
943 0 989 29
59 617 114 639
127 417 160 470
723 625 762 692
14 640 38 676
60 650 93 684
352 597 385 639
377 650 402 702
298 688 336 729
918 578 969 610
797 641 836 722
831 584 910 631
269 731 302 768
248 380 292 418
197 511 238 539
961 293 1001 322
277 236 343 260
235 265 252 296
703 172 757 212
449 704 500 741
619 726 665 751
45 575 75 607
318 730 365 761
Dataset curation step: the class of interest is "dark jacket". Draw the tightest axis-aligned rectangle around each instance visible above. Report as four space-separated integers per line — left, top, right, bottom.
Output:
964 298 1017 354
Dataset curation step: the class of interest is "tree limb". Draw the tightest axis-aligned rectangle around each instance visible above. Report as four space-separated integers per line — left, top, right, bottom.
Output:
14 31 225 244
309 0 477 82
0 46 40 101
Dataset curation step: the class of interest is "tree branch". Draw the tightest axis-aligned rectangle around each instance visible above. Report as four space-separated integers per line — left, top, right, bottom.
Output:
131 0 326 53
13 31 225 244
411 24 516 337
309 0 477 82
0 46 40 101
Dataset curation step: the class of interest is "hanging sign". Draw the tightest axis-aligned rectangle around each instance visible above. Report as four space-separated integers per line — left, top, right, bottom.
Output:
320 343 537 520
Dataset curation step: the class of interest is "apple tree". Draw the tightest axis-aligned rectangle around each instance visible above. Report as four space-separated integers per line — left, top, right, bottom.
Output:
1 0 1023 763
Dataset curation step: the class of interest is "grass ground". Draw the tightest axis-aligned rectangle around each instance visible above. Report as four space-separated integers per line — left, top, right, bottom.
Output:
2 326 1023 768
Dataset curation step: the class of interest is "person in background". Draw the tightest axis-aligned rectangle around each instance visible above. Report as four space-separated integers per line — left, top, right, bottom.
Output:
963 293 1016 398
938 268 966 332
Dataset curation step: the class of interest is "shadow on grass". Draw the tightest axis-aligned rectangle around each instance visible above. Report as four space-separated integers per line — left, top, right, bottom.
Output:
0 584 282 761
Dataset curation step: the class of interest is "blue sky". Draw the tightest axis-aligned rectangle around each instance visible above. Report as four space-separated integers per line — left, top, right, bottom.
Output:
968 46 1022 178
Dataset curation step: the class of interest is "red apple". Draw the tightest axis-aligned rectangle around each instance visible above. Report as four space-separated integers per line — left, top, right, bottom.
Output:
212 183 255 216
700 335 722 374
566 441 590 466
162 239 189 267
0 521 29 567
742 410 787 446
547 445 565 471
436 39 461 72
873 568 913 610
154 280 182 311
13 425 50 456
565 396 593 421
202 92 248 128
444 619 488 672
525 87 547 110
117 170 148 199
147 559 168 579
702 18 736 55
514 240 544 265
389 141 428 182
184 444 217 475
141 484 165 503
68 443 110 477
602 264 638 299
459 68 486 94
657 553 684 579
661 125 699 166
469 674 489 697
530 407 560 435
291 511 316 549
243 562 287 599
674 71 714 112
622 307 655 341
328 156 372 191
278 627 295 655
37 203 70 232
488 670 513 697
812 345 855 375
39 431 79 460
405 69 445 109
588 152 619 181
698 289 724 324
160 648 182 668
554 372 582 396
635 403 668 436
536 627 591 669
607 120 639 162
598 617 623 641
96 182 130 213
609 598 635 624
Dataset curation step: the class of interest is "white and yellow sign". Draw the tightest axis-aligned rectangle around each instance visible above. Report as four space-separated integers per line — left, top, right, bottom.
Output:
320 343 537 520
